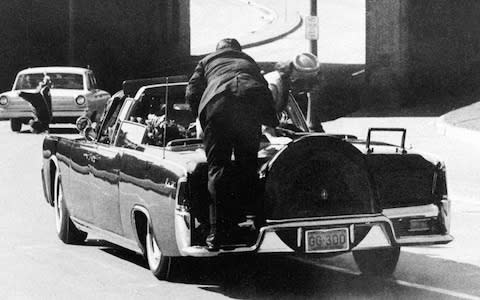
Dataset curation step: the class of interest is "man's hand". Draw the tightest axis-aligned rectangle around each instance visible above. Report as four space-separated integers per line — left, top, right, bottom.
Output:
262 125 291 145
261 125 276 138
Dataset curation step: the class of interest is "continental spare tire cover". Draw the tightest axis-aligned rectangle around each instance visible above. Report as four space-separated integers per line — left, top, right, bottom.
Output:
263 135 377 221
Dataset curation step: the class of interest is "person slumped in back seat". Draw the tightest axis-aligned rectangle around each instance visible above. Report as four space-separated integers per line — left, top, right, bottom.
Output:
144 113 183 146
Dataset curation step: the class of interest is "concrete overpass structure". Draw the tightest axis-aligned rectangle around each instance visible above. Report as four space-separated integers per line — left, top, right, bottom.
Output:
366 0 480 106
0 0 190 93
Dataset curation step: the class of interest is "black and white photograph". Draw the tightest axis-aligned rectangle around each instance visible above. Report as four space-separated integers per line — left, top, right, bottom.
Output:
0 0 479 299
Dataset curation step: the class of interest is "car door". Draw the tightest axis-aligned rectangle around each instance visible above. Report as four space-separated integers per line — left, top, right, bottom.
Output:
68 139 97 224
87 143 122 234
89 98 134 234
114 120 152 241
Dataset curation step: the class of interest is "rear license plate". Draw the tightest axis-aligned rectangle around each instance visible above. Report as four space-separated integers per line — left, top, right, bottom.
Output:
305 228 349 253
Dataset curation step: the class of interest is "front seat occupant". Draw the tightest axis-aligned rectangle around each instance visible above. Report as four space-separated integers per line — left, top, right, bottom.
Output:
185 38 278 251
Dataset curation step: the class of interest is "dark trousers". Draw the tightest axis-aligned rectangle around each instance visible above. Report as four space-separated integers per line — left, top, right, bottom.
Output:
201 93 261 226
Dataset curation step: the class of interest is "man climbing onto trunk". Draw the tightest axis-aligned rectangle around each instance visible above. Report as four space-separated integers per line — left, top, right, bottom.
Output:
185 38 278 251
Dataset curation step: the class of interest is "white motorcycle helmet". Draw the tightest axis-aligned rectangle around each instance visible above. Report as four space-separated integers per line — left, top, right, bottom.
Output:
292 52 321 76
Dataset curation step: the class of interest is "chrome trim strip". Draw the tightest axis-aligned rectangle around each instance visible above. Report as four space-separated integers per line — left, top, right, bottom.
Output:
266 213 384 224
297 227 302 248
263 215 389 229
395 234 453 246
350 224 355 244
52 110 87 117
0 110 35 118
383 204 439 219
0 109 86 118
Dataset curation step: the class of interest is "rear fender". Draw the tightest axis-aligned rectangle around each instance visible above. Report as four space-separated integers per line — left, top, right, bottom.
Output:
368 153 451 238
366 153 446 208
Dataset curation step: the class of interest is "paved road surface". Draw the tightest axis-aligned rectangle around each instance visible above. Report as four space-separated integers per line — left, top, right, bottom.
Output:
1 117 480 299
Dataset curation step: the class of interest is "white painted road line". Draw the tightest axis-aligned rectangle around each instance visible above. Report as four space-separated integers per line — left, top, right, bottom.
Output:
292 257 480 300
392 279 480 300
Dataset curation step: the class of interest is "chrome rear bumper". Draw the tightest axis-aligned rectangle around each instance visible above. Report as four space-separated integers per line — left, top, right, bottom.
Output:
176 210 453 257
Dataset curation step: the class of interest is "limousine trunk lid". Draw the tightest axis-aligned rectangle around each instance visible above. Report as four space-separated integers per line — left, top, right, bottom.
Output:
262 135 380 222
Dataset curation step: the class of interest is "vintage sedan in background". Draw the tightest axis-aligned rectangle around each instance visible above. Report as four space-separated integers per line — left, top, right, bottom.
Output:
41 75 452 280
0 66 110 132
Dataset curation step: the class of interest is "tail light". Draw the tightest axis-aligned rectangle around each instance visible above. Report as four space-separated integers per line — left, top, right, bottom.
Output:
408 218 433 232
75 96 86 105
433 162 450 233
432 162 447 196
176 177 189 210
0 96 8 105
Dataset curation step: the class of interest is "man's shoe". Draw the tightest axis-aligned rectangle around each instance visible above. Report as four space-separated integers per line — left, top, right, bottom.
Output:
206 231 223 251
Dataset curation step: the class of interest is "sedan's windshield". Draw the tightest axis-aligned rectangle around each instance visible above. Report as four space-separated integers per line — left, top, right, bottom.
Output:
15 73 84 90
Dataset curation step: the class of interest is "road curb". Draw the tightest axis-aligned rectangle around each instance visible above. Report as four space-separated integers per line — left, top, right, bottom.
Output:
242 13 303 50
436 115 480 146
195 0 303 56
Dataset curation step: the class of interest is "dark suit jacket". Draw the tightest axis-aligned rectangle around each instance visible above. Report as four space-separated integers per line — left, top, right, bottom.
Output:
185 49 278 127
19 86 52 124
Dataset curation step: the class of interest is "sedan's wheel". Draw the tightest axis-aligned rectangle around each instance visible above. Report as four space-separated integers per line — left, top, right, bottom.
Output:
54 172 87 244
353 246 401 276
145 224 175 280
10 119 22 132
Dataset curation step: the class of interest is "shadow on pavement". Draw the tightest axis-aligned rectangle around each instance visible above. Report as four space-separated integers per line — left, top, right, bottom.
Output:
100 247 148 269
87 239 148 269
199 252 480 299
94 241 480 299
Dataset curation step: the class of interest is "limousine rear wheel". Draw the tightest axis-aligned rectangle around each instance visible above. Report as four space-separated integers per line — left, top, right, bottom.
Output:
145 224 174 280
353 246 401 276
54 172 87 244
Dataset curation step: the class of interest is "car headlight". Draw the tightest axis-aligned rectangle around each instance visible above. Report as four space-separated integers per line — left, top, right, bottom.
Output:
75 96 86 105
0 96 8 105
